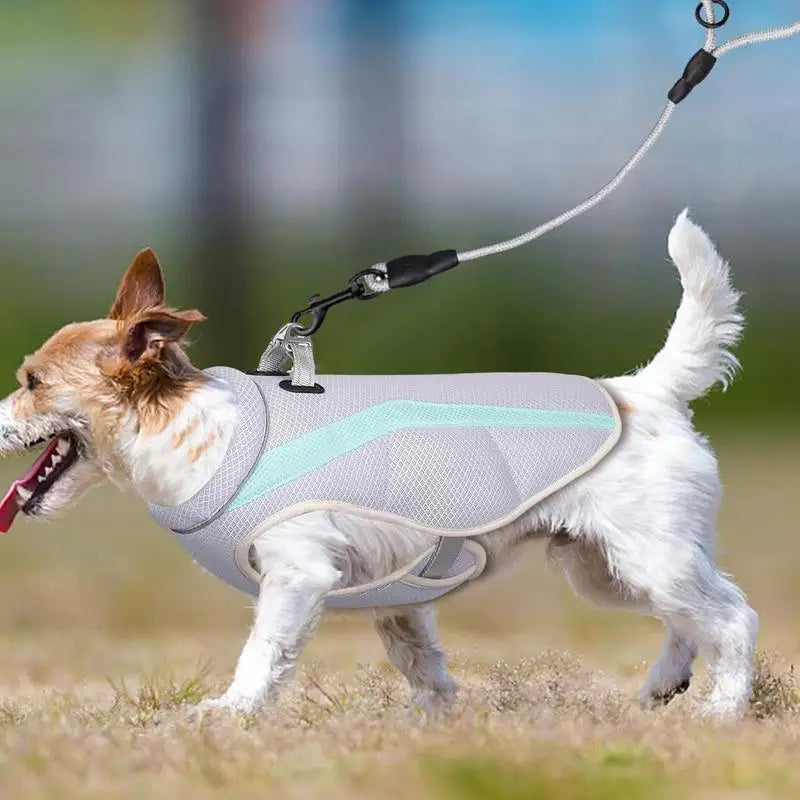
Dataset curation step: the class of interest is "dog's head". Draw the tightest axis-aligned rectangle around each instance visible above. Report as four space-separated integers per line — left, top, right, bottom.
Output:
0 249 206 531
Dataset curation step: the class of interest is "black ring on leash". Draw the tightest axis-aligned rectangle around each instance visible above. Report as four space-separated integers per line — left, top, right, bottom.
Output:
695 1 730 30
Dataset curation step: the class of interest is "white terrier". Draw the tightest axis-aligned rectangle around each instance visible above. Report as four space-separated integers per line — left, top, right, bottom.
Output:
0 211 757 719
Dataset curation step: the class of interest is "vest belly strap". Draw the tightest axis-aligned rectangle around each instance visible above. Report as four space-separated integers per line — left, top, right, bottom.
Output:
149 367 621 607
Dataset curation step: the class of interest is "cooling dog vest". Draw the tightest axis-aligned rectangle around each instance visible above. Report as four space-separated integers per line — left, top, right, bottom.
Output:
148 367 621 607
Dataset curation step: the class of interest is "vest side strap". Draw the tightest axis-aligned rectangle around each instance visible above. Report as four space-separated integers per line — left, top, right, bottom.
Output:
325 541 486 609
419 536 466 580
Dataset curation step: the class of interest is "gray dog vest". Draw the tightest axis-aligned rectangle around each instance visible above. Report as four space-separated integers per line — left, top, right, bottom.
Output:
148 367 621 607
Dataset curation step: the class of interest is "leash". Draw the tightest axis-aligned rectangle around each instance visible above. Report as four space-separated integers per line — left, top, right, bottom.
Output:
258 1 799 389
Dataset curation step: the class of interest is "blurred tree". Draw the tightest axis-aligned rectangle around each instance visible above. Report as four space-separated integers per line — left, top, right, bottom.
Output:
191 0 256 365
342 0 408 237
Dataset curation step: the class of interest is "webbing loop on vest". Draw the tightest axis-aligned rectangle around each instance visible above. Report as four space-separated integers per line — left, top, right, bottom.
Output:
256 323 318 389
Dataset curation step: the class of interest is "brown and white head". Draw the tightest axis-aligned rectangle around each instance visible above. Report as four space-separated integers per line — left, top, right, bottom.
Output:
0 249 237 533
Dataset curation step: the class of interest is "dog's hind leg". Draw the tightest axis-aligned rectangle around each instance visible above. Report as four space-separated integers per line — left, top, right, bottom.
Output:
548 534 699 708
373 604 458 715
655 558 758 720
592 531 757 720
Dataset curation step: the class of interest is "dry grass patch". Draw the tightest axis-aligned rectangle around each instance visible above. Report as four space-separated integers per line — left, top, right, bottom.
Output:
108 663 214 725
749 651 799 720
2 650 800 799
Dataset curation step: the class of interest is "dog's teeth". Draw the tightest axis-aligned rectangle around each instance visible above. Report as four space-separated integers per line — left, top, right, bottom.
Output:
43 466 53 478
17 486 32 502
56 438 70 456
37 475 46 484
51 454 62 466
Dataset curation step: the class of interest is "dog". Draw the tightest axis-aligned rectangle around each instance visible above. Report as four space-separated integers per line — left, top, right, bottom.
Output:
0 210 757 719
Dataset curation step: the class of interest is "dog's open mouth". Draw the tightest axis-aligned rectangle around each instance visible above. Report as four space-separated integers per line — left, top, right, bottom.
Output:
0 434 80 533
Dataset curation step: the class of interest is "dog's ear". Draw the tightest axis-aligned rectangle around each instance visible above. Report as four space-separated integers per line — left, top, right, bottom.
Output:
109 248 166 321
122 308 207 362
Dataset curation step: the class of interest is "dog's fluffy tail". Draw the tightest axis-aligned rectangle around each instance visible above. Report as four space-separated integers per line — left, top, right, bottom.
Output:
637 210 744 403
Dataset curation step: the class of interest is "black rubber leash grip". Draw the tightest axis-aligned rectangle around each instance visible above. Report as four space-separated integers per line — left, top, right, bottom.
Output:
385 250 460 289
668 49 718 104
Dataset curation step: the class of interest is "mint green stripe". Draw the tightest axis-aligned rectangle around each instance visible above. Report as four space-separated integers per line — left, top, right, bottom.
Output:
231 400 614 511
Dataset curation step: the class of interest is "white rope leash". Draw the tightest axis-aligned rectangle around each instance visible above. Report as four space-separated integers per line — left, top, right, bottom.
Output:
702 0 719 52
455 103 676 263
455 5 799 264
715 21 800 58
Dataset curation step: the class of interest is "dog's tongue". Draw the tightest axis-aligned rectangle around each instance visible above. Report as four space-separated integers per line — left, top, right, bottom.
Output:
0 439 60 534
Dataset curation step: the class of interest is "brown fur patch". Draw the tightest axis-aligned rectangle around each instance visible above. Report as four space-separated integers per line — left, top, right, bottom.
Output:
616 402 637 415
101 333 207 437
188 433 219 464
172 419 201 449
14 321 119 423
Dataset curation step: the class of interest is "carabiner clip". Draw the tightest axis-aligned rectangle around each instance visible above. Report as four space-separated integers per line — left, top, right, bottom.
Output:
290 268 388 336
291 287 358 337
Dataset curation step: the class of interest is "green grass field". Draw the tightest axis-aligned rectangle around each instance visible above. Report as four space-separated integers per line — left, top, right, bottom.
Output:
0 435 798 799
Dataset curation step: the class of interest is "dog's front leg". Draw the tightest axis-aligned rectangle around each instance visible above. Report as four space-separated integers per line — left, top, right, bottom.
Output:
193 548 341 716
374 604 458 716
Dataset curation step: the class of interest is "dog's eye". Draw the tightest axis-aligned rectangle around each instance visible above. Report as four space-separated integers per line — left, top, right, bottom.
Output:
26 373 40 391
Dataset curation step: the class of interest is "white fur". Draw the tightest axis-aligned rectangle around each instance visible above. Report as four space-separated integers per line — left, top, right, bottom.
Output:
1 211 759 721
117 377 237 505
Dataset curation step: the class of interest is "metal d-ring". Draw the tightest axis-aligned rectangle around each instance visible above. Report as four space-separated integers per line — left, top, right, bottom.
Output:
695 1 730 30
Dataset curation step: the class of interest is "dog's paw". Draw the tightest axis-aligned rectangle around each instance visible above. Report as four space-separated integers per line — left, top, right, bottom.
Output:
639 678 691 710
186 694 261 720
412 681 459 720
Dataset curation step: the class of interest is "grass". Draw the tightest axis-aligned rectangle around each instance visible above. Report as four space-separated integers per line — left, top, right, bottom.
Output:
0 436 798 798
1 653 800 799
425 751 670 800
750 652 799 721
108 663 212 725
